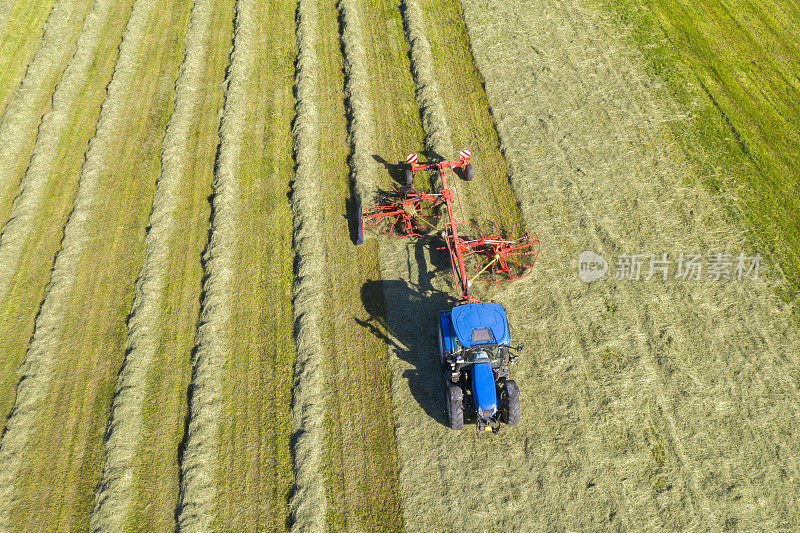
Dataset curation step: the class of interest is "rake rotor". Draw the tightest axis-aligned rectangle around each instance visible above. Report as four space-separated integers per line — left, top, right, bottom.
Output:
357 150 540 301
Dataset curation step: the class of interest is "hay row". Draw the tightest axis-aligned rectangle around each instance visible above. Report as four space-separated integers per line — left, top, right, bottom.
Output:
175 0 254 529
401 0 453 163
0 0 90 227
0 0 115 310
0 0 60 116
0 0 158 526
339 0 374 202
288 0 328 530
88 0 214 529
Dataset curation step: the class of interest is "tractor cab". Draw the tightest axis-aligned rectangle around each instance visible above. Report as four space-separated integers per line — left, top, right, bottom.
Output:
439 302 510 365
438 302 521 434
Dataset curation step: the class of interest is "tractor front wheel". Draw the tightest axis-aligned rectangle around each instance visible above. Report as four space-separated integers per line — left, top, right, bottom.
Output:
501 379 520 425
446 383 464 430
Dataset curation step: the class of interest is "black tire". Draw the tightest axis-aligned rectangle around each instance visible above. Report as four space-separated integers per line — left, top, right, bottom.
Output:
464 163 474 181
501 379 520 425
405 168 414 187
446 383 464 430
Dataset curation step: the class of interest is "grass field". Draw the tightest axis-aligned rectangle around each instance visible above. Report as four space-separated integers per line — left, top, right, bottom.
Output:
598 0 800 303
0 0 797 530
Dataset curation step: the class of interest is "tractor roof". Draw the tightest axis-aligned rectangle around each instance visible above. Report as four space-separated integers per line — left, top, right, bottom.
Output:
450 302 509 348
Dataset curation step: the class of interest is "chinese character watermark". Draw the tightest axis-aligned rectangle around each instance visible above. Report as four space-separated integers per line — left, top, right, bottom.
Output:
578 251 762 282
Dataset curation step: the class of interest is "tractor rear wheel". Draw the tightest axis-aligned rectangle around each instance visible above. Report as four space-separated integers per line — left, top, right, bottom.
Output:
405 168 413 187
446 383 464 430
464 163 474 181
501 379 520 425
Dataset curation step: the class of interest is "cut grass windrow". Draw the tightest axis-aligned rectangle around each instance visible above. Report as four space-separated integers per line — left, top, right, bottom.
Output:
175 0 253 528
0 0 133 432
0 0 164 526
0 0 93 231
339 0 374 202
401 0 453 165
288 0 327 529
89 0 214 529
0 0 58 115
0 0 104 312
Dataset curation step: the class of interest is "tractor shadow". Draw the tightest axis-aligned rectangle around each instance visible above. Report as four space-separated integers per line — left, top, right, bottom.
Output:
358 272 457 427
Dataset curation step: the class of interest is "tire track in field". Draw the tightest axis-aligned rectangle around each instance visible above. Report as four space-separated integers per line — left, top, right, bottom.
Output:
89 0 214 529
0 0 115 315
0 0 154 526
175 0 251 528
459 0 800 528
0 0 92 230
287 0 328 530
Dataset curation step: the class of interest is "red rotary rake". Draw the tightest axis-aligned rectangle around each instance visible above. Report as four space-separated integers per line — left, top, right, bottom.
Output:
357 150 540 302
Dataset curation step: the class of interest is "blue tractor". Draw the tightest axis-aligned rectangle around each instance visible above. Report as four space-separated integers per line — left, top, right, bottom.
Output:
358 152 538 435
438 302 523 434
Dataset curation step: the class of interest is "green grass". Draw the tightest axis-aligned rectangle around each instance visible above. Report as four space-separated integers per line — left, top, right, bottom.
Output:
212 0 296 528
119 0 233 528
0 0 58 114
0 0 136 437
596 0 800 301
6 0 193 527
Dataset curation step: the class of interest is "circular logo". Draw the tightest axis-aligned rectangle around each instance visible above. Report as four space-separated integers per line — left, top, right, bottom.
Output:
578 250 608 282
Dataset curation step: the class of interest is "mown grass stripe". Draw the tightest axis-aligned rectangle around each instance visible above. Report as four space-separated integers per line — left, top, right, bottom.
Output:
288 0 327 530
0 0 93 231
401 0 453 164
0 0 58 115
0 0 105 311
211 0 294 528
88 0 214 529
176 0 253 528
0 0 16 40
315 0 403 529
340 0 374 202
0 0 157 527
